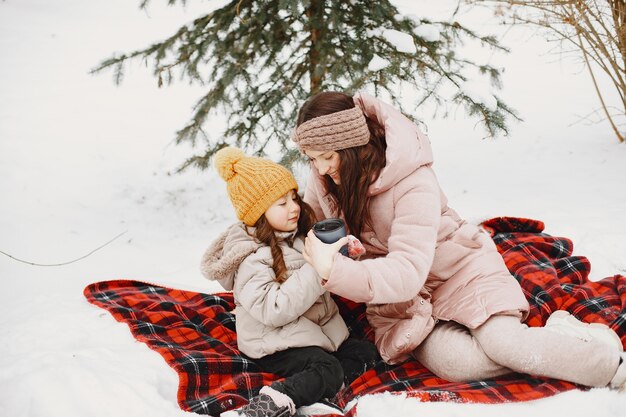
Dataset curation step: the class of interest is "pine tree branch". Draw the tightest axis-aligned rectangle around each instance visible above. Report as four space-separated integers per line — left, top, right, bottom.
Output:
93 0 518 168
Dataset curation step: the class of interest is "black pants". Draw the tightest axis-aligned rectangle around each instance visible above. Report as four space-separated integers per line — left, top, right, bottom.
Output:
254 338 379 407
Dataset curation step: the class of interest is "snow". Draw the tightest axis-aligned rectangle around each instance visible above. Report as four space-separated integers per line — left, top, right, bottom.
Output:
381 29 417 54
368 55 391 72
413 24 441 43
1 1 625 417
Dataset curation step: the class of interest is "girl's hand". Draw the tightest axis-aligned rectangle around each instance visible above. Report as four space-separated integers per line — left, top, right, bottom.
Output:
303 231 349 280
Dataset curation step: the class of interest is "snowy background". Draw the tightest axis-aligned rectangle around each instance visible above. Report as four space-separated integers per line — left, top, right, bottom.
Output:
1 1 625 416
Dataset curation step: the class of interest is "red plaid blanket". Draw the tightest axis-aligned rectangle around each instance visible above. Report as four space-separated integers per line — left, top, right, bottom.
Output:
84 217 626 416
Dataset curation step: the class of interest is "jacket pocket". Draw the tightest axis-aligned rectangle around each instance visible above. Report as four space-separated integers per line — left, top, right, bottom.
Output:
366 295 435 364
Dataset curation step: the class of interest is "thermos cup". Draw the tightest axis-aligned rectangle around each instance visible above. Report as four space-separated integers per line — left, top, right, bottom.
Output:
311 218 349 256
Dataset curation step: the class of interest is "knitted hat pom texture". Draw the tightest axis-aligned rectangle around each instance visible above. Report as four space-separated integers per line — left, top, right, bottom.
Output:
213 146 298 226
214 147 245 182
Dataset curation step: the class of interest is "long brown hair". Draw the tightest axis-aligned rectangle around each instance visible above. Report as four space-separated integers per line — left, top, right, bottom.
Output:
297 92 387 237
251 192 317 283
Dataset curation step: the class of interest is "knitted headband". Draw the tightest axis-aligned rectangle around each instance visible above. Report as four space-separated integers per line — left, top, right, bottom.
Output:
292 106 370 152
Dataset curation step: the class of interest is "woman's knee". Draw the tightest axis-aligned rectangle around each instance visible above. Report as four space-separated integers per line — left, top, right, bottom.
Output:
471 315 525 363
413 321 511 382
414 346 503 382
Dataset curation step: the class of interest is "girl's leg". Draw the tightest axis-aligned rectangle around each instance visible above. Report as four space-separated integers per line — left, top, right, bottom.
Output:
412 320 512 382
254 346 344 407
471 314 621 387
333 337 380 385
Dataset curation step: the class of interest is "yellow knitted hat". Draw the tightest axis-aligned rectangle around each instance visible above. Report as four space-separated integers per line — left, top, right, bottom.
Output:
214 147 298 226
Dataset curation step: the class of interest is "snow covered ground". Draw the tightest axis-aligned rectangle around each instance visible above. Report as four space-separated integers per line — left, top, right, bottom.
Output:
1 1 625 416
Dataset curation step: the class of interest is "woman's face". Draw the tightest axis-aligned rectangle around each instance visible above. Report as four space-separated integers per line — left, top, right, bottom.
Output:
264 189 301 232
304 149 341 185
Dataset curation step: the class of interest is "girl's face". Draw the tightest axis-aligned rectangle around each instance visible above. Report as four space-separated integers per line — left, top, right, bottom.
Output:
304 149 341 184
264 189 301 232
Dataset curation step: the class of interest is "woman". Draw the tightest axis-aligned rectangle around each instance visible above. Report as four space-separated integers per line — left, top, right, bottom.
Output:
292 91 625 388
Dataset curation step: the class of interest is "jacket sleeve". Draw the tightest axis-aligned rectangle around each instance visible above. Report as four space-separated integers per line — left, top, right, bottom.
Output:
236 255 326 328
323 166 441 304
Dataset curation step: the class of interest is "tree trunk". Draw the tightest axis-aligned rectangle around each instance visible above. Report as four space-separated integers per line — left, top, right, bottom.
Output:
307 0 325 94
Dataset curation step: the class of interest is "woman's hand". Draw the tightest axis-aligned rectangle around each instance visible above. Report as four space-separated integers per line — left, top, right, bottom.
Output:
303 230 349 281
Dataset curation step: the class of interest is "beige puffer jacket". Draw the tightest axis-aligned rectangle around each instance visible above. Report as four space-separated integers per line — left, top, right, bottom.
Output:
304 92 529 364
200 222 349 359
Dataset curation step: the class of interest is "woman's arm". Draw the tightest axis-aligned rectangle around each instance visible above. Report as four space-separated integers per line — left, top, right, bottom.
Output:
236 255 325 328
307 167 441 304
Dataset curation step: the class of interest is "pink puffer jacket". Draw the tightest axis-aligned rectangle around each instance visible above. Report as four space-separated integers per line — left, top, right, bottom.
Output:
303 92 529 364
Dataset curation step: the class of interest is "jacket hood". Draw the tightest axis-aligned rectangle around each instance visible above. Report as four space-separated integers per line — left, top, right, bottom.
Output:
200 222 299 291
200 223 261 290
353 91 434 197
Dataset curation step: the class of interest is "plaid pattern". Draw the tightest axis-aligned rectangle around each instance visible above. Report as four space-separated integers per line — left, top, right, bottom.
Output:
84 217 626 416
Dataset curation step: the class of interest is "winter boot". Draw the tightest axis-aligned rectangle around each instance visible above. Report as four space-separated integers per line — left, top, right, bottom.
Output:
221 386 296 417
610 352 626 391
545 310 623 352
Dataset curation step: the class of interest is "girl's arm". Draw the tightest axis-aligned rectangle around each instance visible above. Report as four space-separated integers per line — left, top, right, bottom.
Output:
307 166 441 304
237 256 325 328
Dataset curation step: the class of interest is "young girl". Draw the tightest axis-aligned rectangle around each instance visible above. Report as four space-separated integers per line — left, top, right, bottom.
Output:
201 147 378 417
293 91 625 389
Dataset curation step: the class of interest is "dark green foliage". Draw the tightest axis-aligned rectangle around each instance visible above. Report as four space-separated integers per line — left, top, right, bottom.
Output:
92 0 519 170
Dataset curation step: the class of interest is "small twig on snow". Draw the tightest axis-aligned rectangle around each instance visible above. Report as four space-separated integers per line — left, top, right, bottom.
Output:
0 230 128 267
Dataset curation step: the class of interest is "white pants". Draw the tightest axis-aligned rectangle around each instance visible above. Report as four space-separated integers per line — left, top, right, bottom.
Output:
413 315 620 387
